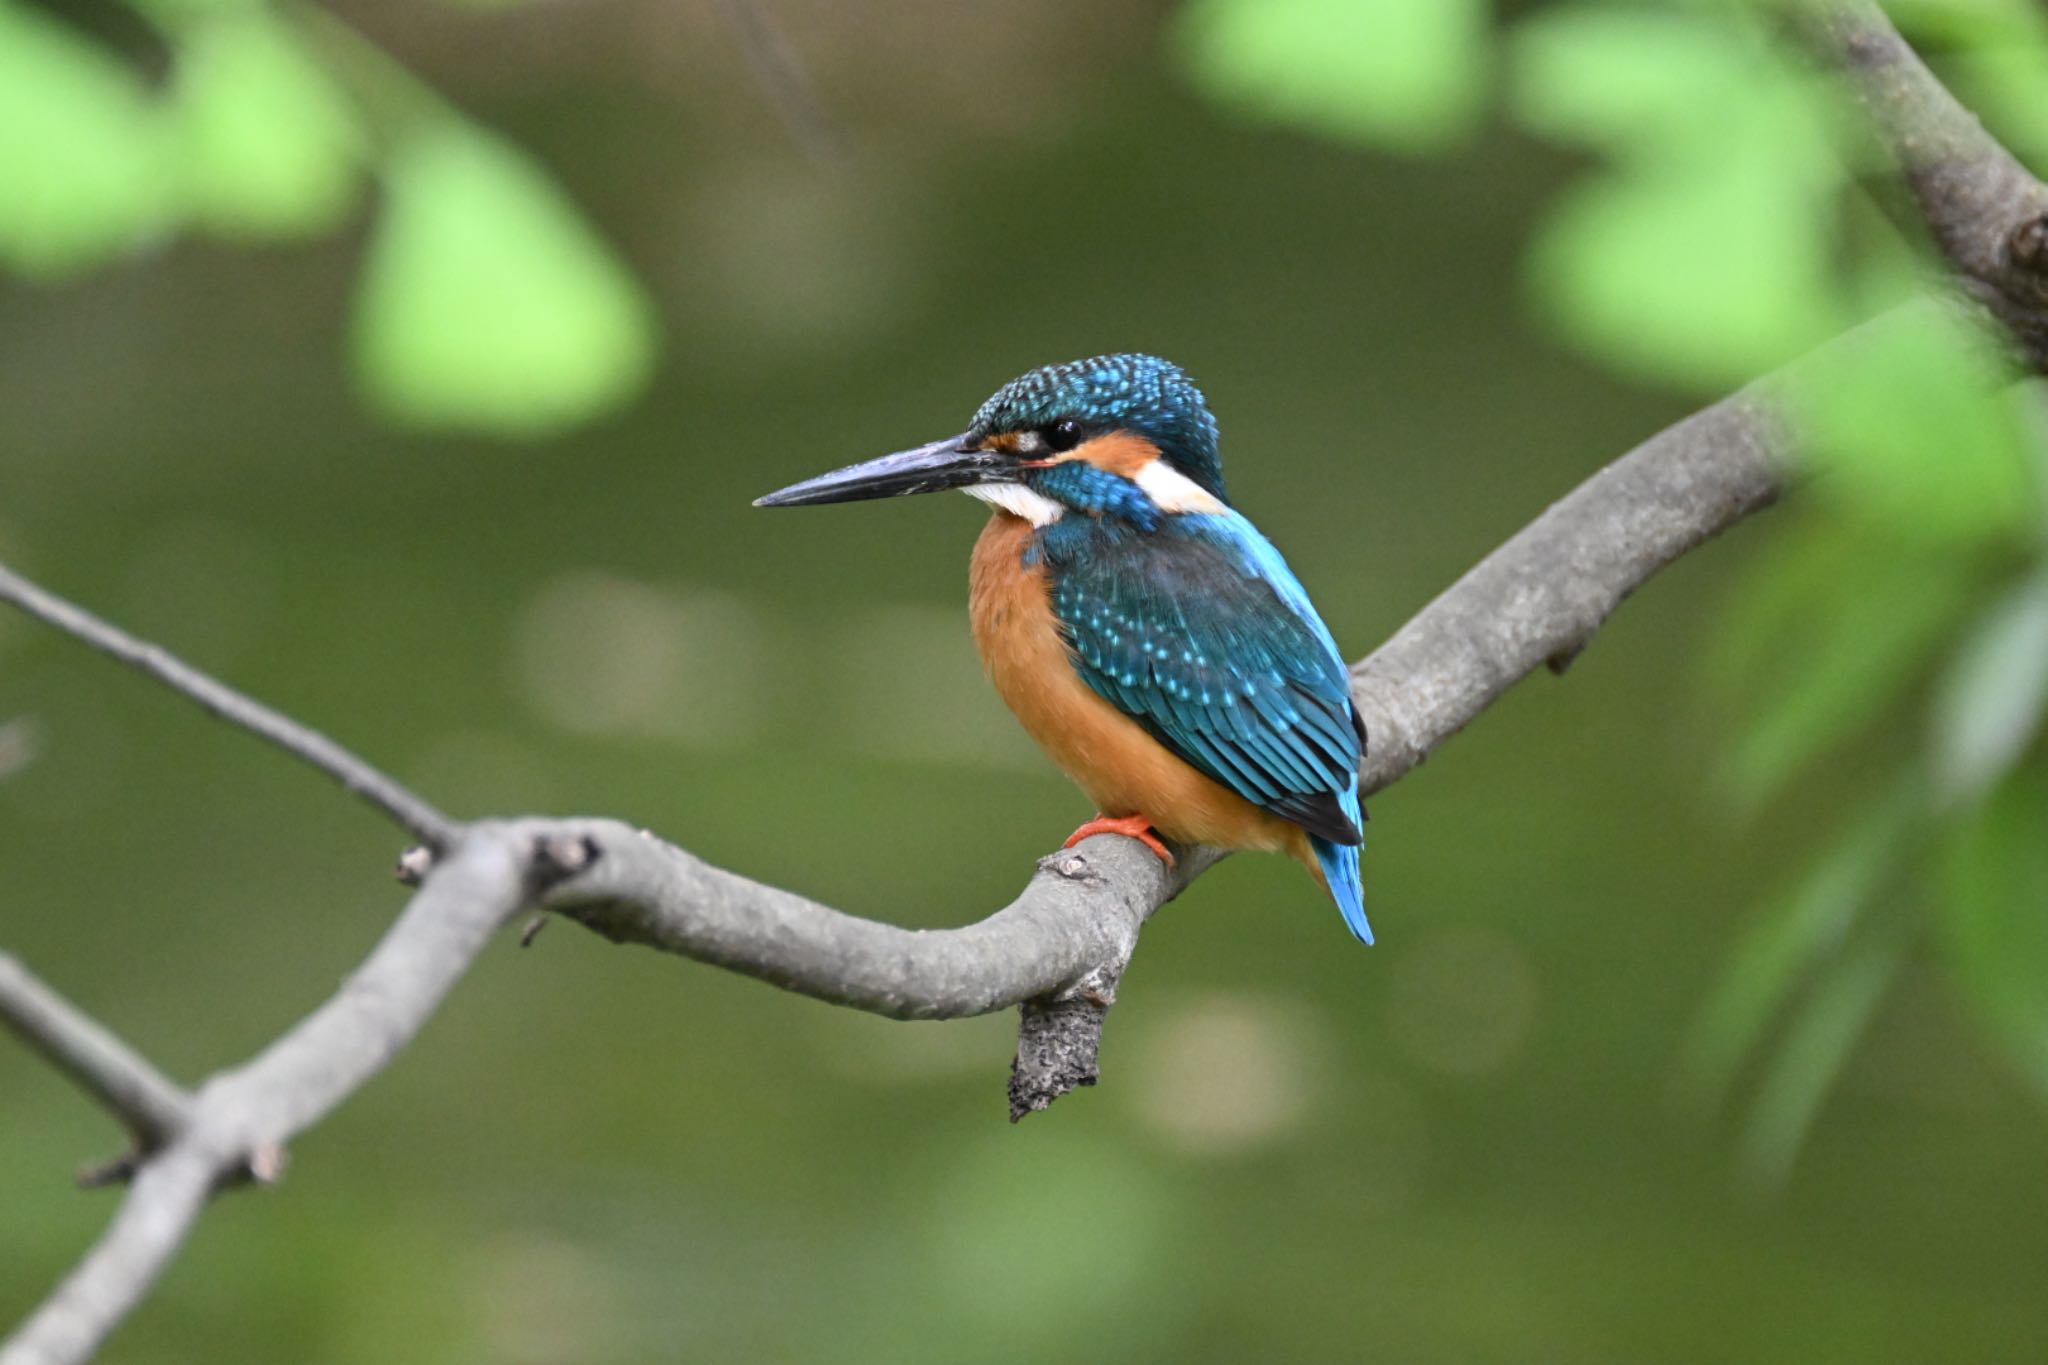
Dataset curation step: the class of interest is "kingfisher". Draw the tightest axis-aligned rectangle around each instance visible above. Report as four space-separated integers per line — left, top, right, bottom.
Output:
756 354 1370 943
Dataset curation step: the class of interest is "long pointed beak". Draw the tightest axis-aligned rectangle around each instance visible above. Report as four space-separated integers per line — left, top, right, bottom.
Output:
754 434 1005 508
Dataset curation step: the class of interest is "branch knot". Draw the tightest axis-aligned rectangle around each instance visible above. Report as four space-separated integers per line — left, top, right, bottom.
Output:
526 832 602 893
2007 214 2048 289
1038 849 1102 884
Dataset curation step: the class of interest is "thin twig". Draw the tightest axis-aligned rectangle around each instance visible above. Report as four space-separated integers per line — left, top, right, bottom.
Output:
0 563 461 852
0 956 189 1151
710 0 843 163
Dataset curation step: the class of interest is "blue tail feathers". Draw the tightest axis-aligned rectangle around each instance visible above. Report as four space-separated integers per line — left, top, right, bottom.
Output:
1311 833 1371 945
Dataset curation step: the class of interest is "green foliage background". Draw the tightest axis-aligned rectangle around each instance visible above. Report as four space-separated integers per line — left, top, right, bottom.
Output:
3 0 2046 1360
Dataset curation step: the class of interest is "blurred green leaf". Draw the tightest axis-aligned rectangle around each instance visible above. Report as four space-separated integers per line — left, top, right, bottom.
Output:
1704 517 1852 701
352 121 659 438
1711 522 1974 807
0 2 168 279
1527 160 1838 388
1931 567 2048 805
1793 304 2039 544
172 14 364 240
1514 7 1765 161
1683 783 1912 1112
1510 6 1841 388
1736 919 1907 1189
1941 769 2048 1097
1174 0 1489 153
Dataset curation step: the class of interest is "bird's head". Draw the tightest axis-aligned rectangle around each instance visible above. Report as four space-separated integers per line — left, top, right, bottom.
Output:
755 354 1227 527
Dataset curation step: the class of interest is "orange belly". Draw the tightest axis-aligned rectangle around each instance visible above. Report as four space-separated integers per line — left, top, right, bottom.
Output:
968 510 1311 864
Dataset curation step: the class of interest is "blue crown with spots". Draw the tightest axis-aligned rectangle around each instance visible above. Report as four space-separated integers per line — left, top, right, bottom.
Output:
969 354 1227 503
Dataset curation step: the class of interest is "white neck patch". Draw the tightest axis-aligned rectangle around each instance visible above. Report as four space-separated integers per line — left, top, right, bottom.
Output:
965 482 1064 526
1133 459 1226 515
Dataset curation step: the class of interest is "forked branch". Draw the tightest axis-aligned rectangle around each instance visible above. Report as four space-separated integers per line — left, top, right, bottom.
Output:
7 2 2048 1361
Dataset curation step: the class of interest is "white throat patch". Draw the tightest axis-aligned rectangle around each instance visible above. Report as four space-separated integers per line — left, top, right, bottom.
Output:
965 483 1064 526
1133 459 1227 515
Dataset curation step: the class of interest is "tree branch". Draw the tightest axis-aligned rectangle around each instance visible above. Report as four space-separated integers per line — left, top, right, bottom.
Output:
537 822 1203 1017
1353 388 1784 788
1796 0 2048 360
0 360 1801 1359
8 3 2048 1361
0 564 460 853
513 377 1795 1013
1 827 543 1365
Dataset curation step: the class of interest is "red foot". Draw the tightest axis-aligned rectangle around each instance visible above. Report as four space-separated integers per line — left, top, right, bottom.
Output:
1063 814 1176 868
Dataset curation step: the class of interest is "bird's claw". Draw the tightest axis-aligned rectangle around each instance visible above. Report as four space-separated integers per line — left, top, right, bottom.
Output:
1063 814 1175 868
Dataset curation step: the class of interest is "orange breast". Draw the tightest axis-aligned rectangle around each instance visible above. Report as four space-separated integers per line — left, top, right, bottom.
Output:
967 511 1306 858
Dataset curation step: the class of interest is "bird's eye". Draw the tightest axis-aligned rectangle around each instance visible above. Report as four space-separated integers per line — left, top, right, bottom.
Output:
1045 419 1084 453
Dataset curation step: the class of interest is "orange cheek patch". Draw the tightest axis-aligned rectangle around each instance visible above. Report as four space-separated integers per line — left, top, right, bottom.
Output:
980 432 1022 453
1071 431 1162 478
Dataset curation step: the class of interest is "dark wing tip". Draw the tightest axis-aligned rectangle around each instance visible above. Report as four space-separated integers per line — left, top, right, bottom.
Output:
1271 790 1363 846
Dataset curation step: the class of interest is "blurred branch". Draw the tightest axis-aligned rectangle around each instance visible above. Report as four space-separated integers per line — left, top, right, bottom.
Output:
8 3 2048 1360
0 717 38 783
0 956 190 1156
711 0 843 163
1795 0 2048 363
0 564 459 852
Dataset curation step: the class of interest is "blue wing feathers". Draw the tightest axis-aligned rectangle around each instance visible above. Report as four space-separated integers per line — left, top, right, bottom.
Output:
1040 510 1372 941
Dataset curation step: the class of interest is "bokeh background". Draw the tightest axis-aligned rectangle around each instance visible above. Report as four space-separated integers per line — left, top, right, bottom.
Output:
5 0 2048 1361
